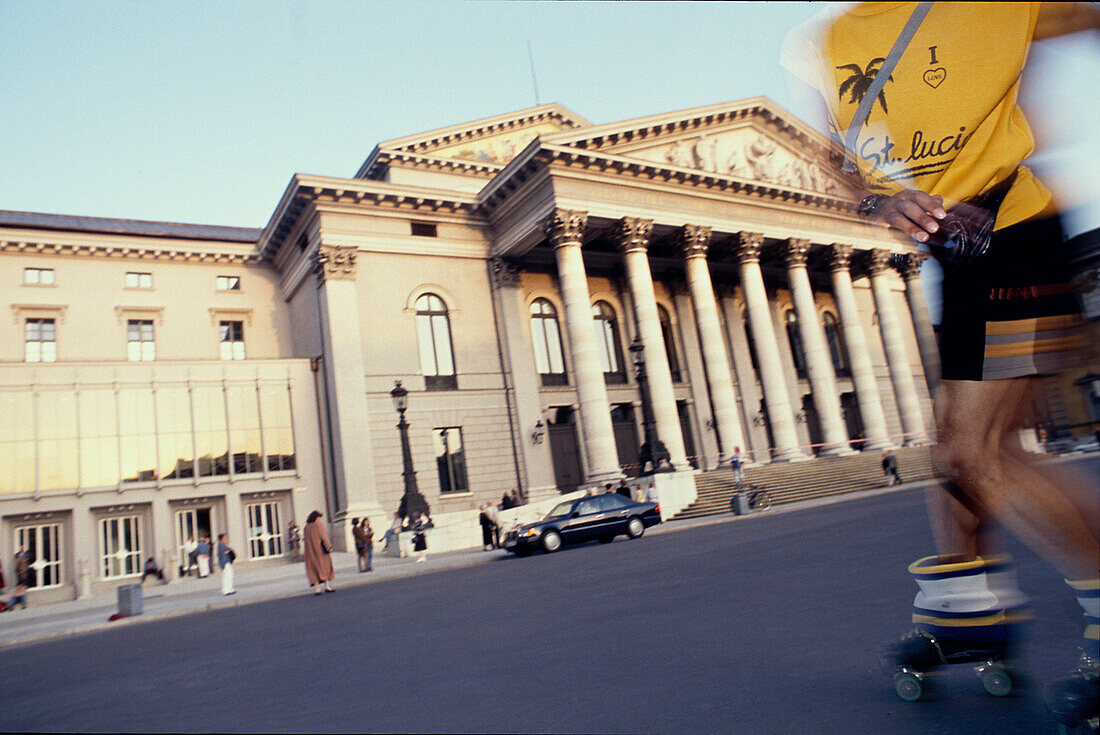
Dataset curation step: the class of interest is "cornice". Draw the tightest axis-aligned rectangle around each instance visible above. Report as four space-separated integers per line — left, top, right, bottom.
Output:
0 237 261 264
375 104 589 155
357 148 505 181
258 175 483 261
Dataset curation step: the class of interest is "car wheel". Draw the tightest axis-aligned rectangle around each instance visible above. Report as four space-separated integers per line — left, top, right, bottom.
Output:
626 517 645 539
541 530 562 553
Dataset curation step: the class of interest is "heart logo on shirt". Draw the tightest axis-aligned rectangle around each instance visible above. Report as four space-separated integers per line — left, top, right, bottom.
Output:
923 68 947 89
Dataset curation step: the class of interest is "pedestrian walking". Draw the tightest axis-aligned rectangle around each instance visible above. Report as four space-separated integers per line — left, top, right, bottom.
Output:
411 514 428 563
882 451 901 487
785 3 1100 725
617 479 632 498
0 558 6 593
217 533 236 595
2 583 27 611
352 518 370 573
286 520 301 562
730 447 745 485
645 481 658 504
478 504 495 551
195 536 212 578
14 545 31 587
303 510 335 594
361 518 374 572
484 501 501 549
183 535 198 576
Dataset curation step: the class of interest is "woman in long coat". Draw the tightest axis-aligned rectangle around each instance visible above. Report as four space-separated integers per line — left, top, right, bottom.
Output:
303 510 335 594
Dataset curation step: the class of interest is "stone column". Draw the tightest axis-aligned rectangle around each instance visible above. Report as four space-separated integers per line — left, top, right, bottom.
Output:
865 249 927 444
783 238 851 455
489 258 558 500
827 245 891 450
719 291 764 463
679 225 745 462
897 253 940 394
735 232 803 461
615 217 689 471
314 244 382 549
546 209 622 483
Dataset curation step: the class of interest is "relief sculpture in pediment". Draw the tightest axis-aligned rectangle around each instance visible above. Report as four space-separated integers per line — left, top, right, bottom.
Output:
660 131 841 194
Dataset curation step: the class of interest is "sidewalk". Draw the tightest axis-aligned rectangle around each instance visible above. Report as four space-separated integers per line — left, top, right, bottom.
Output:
0 476 995 650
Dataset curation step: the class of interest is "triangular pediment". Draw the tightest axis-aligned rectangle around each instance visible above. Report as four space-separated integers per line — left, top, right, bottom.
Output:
543 97 852 197
366 103 590 169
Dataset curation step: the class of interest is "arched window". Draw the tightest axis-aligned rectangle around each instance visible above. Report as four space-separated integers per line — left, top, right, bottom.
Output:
785 309 807 378
823 311 850 377
415 293 456 390
592 301 626 384
658 305 681 383
529 299 567 386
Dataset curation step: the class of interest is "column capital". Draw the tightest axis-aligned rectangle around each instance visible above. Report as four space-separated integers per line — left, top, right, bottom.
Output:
314 244 358 283
544 208 588 249
826 243 854 272
733 231 765 264
863 248 895 275
612 217 654 255
677 224 713 259
896 252 928 281
489 257 522 289
782 238 811 268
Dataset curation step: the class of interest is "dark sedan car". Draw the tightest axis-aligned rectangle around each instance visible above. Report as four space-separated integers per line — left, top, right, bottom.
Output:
502 492 661 555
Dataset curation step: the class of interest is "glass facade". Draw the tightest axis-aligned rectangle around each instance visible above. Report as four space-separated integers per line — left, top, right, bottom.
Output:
0 380 297 494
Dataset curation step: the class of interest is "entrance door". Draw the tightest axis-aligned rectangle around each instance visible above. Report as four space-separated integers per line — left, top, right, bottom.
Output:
610 404 641 476
548 407 584 493
677 401 698 468
802 394 823 456
840 392 865 450
175 508 211 574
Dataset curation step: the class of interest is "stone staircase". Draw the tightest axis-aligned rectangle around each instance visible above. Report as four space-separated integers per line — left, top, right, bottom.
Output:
673 445 941 520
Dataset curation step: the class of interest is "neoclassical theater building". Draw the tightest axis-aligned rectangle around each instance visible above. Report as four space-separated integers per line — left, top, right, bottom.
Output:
2 98 946 602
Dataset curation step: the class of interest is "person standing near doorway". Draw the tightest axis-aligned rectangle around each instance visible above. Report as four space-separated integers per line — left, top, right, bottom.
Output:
730 447 745 485
217 533 236 596
195 536 211 578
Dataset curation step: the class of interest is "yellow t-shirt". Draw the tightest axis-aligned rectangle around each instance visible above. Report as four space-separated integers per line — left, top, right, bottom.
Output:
819 1 1053 229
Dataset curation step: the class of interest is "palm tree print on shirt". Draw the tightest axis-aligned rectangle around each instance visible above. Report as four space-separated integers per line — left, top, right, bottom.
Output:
837 58 893 119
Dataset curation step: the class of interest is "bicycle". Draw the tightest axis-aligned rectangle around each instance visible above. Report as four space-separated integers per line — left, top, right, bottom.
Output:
730 483 772 514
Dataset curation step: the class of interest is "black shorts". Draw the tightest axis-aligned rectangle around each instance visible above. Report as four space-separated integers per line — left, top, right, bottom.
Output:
938 215 1084 381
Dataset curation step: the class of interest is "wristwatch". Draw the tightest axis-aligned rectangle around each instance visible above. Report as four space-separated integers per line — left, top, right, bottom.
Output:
857 193 888 219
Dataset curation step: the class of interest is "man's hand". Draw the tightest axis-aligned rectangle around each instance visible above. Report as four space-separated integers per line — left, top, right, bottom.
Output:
869 189 948 243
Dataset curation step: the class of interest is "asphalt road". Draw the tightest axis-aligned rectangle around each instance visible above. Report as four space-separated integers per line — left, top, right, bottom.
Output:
2 463 1096 734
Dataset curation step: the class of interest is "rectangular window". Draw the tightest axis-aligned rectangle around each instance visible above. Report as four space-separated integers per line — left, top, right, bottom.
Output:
193 384 229 477
99 515 142 579
118 388 157 483
15 523 63 589
433 427 468 494
246 501 283 559
124 271 153 289
23 267 55 285
25 318 57 362
226 384 262 475
0 392 36 494
78 389 120 489
156 387 194 479
219 321 245 360
216 275 241 291
37 391 78 492
259 384 296 472
410 222 437 238
127 319 156 361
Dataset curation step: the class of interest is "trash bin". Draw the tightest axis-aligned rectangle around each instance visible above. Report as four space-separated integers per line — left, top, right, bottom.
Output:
731 491 750 516
117 583 143 617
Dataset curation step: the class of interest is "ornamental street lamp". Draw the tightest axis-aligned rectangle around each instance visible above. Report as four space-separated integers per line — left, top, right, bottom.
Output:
629 336 672 474
390 380 430 524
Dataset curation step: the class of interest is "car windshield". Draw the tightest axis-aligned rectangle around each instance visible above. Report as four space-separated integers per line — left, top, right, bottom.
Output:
543 501 575 520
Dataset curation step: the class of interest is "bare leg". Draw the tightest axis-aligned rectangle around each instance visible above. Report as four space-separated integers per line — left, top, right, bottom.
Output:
937 378 1099 580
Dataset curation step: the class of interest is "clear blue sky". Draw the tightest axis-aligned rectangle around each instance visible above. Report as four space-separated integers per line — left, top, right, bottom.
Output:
1 1 1096 234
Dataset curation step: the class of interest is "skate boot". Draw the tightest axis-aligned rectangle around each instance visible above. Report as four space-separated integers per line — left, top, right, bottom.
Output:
1047 578 1099 734
882 555 1028 701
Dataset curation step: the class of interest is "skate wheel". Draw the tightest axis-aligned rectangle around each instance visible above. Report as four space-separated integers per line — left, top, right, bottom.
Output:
894 671 923 702
979 667 1012 697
